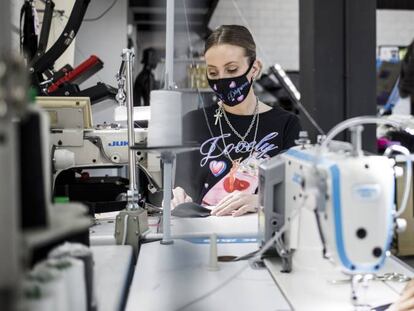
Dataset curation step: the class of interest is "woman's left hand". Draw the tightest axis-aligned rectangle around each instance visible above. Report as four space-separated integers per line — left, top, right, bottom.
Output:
210 192 259 217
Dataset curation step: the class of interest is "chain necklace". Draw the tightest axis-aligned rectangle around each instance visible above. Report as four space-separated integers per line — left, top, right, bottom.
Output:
215 98 259 143
218 99 260 165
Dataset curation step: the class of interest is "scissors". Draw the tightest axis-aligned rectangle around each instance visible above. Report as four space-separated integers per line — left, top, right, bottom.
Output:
375 272 412 283
329 272 412 285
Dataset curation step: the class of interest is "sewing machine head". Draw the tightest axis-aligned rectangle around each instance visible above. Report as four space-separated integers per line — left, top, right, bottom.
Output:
259 142 401 275
36 96 147 167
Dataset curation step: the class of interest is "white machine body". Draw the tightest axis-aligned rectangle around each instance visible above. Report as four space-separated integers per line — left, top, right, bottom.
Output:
51 128 147 170
36 96 152 179
259 144 396 274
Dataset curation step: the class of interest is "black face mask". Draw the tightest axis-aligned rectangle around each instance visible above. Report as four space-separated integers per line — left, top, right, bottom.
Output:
207 60 255 107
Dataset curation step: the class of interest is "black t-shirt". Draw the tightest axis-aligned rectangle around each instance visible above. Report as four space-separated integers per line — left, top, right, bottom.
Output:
175 104 301 205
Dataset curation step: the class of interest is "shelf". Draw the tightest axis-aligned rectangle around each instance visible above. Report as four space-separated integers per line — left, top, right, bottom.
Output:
179 88 212 93
160 58 205 63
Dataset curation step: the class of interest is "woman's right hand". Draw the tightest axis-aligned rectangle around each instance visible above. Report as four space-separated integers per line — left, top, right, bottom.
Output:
171 187 193 209
390 279 414 311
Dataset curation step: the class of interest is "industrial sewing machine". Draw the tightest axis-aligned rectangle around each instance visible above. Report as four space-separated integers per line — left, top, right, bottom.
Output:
258 117 412 307
36 96 161 212
36 97 146 172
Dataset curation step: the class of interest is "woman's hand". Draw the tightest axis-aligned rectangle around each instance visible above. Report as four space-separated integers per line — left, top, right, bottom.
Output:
210 192 258 217
390 280 414 311
171 187 193 209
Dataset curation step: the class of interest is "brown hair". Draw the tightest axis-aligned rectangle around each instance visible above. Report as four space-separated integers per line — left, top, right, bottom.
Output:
204 25 256 63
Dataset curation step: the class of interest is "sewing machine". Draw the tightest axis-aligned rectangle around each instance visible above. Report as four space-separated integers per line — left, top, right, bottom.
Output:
258 117 412 307
36 96 163 215
36 96 151 180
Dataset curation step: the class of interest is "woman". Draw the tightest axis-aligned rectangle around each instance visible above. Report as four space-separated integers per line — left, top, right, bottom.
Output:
173 25 301 216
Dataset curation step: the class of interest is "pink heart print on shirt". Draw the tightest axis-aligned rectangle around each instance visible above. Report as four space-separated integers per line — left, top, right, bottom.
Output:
213 84 217 91
209 160 227 177
229 81 236 88
237 95 244 102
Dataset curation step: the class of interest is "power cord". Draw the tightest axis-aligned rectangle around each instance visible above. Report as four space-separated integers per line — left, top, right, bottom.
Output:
83 0 119 22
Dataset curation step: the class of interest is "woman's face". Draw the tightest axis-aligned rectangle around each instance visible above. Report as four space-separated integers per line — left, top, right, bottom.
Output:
205 44 257 81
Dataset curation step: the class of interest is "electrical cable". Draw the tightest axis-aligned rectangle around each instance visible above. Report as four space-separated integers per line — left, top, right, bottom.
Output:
174 264 249 311
182 0 225 150
86 135 161 191
83 0 119 22
314 208 328 259
121 213 129 245
217 250 258 262
43 9 106 83
11 24 20 35
270 64 325 135
384 144 412 218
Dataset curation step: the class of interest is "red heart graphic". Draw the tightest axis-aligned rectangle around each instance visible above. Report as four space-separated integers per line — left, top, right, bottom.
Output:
223 177 250 193
234 179 250 191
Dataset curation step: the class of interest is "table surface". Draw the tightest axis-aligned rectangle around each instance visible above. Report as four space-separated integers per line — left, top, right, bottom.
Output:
169 213 259 238
265 256 412 311
126 239 292 311
91 213 414 311
92 245 133 311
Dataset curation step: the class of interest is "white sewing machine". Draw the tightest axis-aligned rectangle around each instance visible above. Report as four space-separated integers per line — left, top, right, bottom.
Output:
258 117 412 308
36 96 153 183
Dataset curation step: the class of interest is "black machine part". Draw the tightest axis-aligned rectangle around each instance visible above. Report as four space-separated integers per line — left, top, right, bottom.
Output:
36 0 55 58
50 64 74 82
54 169 163 215
76 83 117 104
20 0 38 61
50 82 117 104
399 40 414 98
54 172 130 214
20 110 48 229
30 0 91 86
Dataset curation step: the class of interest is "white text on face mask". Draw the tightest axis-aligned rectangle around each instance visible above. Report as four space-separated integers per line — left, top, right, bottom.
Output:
199 132 279 167
227 81 250 102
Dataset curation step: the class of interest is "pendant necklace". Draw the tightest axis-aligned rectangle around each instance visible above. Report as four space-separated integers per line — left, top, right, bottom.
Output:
217 99 260 173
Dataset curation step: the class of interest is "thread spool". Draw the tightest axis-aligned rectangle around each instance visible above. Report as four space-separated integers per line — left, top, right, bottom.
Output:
49 242 96 311
147 90 182 147
45 257 87 311
28 265 68 311
18 280 54 311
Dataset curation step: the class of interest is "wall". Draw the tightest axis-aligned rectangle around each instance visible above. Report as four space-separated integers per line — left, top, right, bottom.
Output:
10 0 76 67
209 0 300 71
377 9 414 115
135 30 203 88
377 10 414 47
209 1 414 71
10 0 25 53
74 0 128 124
46 0 76 69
